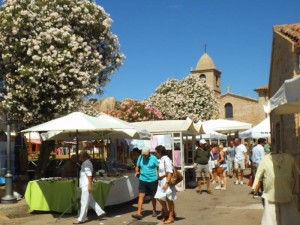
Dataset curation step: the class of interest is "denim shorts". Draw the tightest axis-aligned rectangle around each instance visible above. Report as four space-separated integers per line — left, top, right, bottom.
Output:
138 180 158 196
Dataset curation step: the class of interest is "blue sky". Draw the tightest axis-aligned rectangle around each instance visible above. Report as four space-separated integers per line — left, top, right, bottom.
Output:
97 0 300 102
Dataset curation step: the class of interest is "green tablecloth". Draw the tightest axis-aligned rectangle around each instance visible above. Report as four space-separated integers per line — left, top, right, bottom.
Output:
25 179 114 213
25 180 77 213
93 178 114 208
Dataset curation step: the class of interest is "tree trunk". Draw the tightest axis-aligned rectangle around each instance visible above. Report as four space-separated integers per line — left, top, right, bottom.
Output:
35 140 55 179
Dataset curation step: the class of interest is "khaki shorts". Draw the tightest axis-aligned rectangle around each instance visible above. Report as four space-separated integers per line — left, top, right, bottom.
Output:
195 164 210 178
234 160 245 170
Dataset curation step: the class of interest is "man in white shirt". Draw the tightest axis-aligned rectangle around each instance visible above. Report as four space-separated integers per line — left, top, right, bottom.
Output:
251 138 266 179
233 138 248 185
74 151 105 224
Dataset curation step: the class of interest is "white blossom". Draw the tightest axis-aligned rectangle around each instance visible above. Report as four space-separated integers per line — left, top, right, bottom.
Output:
146 76 219 121
0 0 124 126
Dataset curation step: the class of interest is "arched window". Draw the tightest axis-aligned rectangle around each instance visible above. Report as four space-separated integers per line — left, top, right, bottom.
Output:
225 103 233 118
200 74 206 82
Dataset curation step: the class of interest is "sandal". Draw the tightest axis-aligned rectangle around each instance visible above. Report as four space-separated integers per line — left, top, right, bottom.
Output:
164 218 174 224
131 214 142 220
162 216 169 222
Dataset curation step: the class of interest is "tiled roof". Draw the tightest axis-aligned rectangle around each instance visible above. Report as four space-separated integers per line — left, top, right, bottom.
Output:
277 23 300 47
254 85 268 91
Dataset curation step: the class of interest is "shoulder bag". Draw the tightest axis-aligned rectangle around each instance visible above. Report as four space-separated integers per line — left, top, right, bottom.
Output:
164 159 183 186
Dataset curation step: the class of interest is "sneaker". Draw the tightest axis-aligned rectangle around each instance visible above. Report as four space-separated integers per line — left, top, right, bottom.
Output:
240 181 244 185
214 186 221 190
211 180 216 184
235 180 239 185
221 187 226 190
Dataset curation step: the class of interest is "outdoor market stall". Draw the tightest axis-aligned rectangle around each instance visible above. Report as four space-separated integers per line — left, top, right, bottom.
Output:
132 118 202 191
22 112 150 211
25 173 139 213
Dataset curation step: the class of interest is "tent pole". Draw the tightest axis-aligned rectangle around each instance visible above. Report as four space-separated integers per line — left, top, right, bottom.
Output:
76 129 79 187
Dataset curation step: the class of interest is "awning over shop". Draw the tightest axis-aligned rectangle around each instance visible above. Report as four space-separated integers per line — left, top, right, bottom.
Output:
270 75 300 114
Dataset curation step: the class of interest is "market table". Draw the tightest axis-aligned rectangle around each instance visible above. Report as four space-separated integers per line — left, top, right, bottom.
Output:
25 178 113 213
25 179 77 213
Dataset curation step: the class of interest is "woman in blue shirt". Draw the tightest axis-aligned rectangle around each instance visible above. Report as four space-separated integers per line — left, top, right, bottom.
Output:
132 146 159 220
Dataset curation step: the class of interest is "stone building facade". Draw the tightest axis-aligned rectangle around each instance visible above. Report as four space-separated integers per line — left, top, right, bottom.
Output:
268 22 300 209
189 52 268 126
268 23 300 156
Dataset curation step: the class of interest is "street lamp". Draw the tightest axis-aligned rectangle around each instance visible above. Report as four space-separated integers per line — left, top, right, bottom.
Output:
1 116 16 204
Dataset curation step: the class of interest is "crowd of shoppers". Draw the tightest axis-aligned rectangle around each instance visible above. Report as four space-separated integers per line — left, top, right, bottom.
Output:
74 137 300 225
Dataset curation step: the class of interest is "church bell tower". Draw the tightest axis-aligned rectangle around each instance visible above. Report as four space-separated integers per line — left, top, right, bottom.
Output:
190 52 222 96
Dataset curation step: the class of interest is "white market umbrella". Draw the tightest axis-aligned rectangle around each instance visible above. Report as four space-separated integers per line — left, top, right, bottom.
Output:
239 117 271 139
96 113 151 140
270 75 300 114
22 112 131 133
202 119 252 134
24 112 151 141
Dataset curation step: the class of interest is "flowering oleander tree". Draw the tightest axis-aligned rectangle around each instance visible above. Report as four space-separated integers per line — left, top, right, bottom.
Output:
107 98 164 122
0 0 124 126
146 76 219 122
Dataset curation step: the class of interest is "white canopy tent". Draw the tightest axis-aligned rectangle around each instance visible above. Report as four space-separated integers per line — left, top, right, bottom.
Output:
270 75 300 114
132 118 201 191
201 119 252 134
194 121 227 140
132 118 201 134
239 117 271 139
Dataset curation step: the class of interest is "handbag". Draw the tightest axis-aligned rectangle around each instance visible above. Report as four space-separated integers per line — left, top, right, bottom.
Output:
164 159 183 186
170 166 183 186
216 166 223 175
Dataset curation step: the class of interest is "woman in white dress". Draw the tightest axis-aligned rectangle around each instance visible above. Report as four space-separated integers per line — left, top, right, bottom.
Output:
155 145 177 224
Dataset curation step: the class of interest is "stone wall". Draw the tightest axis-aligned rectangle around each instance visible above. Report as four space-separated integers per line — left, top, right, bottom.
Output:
219 94 267 125
269 30 300 159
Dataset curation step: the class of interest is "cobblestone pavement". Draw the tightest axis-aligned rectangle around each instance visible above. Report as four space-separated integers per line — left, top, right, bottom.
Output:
0 169 263 225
